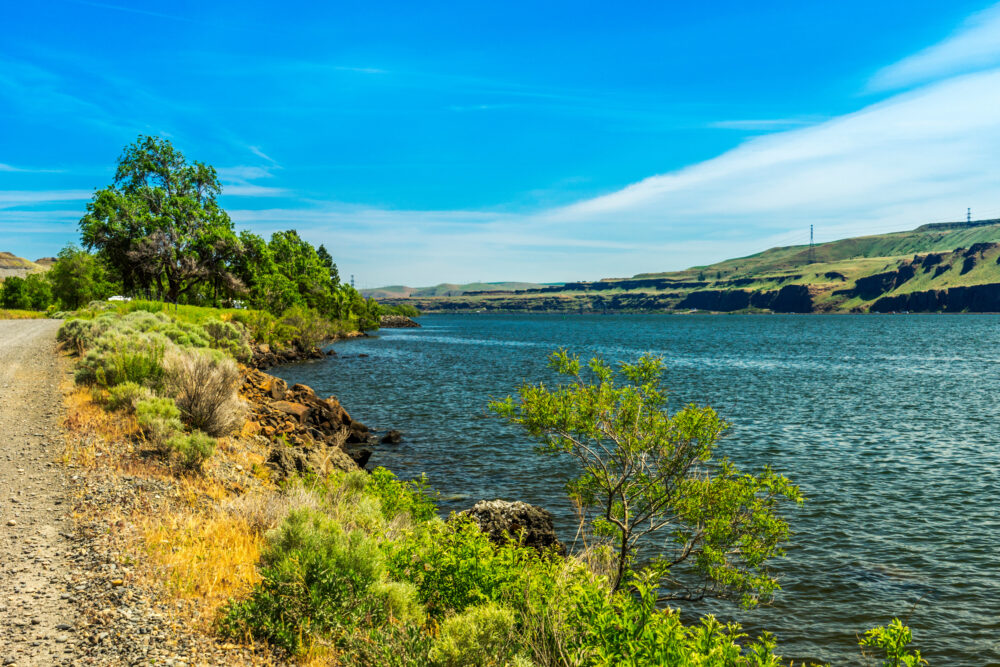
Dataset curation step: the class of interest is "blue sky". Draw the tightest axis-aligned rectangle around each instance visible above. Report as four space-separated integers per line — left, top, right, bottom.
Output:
3 1 1000 286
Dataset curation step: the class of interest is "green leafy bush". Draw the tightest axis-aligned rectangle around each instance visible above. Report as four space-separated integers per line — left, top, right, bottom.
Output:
367 467 437 522
279 304 332 351
859 618 926 666
135 397 184 447
428 602 519 667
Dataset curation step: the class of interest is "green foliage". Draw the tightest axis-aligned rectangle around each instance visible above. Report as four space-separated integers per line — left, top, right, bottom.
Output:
105 381 153 411
367 467 438 522
75 331 167 388
167 430 217 470
383 303 422 317
80 135 239 303
0 274 52 311
48 245 118 309
428 602 519 667
279 304 333 351
490 349 802 604
134 397 216 470
135 396 184 445
859 618 926 667
219 507 417 656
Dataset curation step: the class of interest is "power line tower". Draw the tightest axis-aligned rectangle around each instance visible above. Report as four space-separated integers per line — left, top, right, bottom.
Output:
351 274 355 289
808 224 815 264
968 207 971 224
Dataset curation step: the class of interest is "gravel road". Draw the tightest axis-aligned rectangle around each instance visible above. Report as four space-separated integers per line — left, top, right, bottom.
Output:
0 320 78 665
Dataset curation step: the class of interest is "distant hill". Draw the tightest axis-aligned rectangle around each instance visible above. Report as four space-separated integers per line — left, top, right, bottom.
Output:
0 252 46 280
363 281 557 299
378 219 1000 314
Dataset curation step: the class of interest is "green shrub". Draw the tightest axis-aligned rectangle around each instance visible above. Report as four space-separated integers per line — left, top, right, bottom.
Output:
367 467 437 522
163 347 246 437
220 508 408 656
167 430 217 470
75 332 167 388
280 304 331 351
135 396 184 448
202 318 252 362
859 618 926 666
106 381 153 411
428 602 518 667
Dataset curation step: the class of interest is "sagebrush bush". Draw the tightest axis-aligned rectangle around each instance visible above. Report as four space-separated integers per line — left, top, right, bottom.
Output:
135 396 184 449
75 331 168 388
428 602 518 667
202 318 252 362
106 381 153 411
162 348 246 437
219 508 408 655
167 430 217 470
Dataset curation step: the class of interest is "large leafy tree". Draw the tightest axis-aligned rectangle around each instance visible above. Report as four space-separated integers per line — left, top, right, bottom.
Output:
47 245 117 309
491 350 802 607
79 135 237 303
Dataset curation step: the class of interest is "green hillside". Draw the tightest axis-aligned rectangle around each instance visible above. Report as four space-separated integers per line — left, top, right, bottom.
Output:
378 219 1000 314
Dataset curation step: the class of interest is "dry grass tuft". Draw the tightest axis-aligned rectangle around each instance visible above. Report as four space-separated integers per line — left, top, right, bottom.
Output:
142 511 264 626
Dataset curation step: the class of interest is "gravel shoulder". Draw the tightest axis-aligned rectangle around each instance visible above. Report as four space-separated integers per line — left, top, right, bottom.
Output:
0 319 78 665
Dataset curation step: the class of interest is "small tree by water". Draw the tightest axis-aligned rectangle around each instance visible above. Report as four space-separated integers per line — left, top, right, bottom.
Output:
490 349 803 607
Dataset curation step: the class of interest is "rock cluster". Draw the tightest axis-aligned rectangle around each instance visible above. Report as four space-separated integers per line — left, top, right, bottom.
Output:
460 499 565 556
379 315 421 328
249 342 326 370
241 367 375 476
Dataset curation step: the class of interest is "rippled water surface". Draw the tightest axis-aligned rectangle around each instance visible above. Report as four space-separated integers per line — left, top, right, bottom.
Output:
273 314 1000 665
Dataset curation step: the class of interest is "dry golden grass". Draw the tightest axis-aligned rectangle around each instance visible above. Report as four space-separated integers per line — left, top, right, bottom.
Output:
0 308 45 319
142 511 264 627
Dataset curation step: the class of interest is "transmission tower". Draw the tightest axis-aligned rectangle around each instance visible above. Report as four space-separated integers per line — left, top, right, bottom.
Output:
968 207 971 224
351 274 355 289
808 224 815 264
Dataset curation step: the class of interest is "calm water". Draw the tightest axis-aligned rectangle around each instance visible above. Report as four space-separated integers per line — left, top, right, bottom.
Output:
273 314 1000 665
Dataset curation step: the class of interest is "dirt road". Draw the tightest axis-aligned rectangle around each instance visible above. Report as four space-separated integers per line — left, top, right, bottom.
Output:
0 320 78 665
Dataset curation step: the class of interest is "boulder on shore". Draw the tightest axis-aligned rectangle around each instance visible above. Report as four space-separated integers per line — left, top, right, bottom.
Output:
460 499 566 556
379 315 421 328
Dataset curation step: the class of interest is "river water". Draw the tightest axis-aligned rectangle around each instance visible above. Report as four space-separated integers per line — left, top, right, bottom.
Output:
272 313 1000 665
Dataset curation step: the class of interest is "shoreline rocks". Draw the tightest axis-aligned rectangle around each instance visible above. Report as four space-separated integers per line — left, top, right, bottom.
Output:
460 499 566 556
379 315 421 328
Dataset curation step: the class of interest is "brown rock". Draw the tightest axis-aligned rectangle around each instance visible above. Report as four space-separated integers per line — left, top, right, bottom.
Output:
269 377 287 401
272 401 310 425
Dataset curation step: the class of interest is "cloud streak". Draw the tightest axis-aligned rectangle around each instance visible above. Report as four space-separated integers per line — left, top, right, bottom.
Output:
869 3 1000 90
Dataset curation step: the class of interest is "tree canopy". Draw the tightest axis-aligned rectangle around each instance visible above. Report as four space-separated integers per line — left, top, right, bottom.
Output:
491 349 803 607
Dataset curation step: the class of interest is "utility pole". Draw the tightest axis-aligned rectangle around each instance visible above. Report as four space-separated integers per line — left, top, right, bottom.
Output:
808 224 815 264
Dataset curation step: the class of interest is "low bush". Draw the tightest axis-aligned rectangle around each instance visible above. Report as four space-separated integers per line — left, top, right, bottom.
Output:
279 304 332 351
135 397 216 470
163 348 246 437
106 381 153 411
167 430 217 470
219 507 418 657
428 602 519 667
75 331 167 388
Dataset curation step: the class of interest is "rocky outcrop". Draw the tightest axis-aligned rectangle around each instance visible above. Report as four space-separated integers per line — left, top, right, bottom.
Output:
871 283 1000 312
250 342 325 370
459 500 566 555
379 315 421 328
676 284 812 313
241 368 376 476
838 264 916 301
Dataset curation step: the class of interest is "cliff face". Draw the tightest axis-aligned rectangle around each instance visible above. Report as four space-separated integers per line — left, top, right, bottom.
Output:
871 283 1000 312
677 285 812 313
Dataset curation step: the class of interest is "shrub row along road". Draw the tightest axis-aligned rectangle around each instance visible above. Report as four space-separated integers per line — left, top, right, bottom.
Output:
0 320 79 665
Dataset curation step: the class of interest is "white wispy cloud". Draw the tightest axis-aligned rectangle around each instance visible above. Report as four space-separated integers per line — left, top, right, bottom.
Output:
708 118 818 131
0 190 92 208
869 3 1000 90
